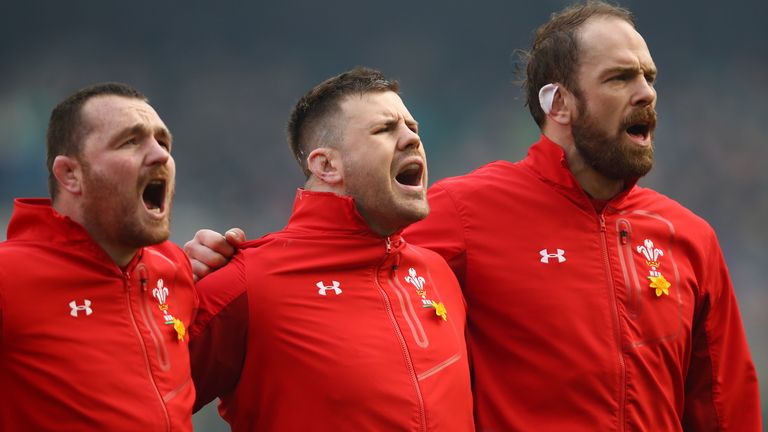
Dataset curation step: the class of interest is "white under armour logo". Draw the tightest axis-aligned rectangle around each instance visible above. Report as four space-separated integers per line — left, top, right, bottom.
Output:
69 299 93 317
316 281 342 296
539 249 566 263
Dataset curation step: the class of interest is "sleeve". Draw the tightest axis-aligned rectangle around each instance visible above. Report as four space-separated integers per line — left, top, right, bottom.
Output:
403 182 469 286
188 252 249 413
682 232 762 431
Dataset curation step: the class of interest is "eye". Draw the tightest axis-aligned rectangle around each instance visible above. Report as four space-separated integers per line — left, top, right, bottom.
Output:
157 139 171 151
373 123 393 134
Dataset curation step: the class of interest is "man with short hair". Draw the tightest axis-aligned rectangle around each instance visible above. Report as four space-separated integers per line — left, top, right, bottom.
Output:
188 67 473 431
0 83 197 430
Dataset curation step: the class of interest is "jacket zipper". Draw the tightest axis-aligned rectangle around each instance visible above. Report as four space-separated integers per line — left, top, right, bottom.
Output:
616 219 641 319
123 272 172 432
375 236 427 432
138 266 172 371
599 214 626 431
389 267 430 348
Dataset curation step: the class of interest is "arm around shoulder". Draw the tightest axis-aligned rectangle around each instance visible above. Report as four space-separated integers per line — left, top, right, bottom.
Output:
188 254 249 413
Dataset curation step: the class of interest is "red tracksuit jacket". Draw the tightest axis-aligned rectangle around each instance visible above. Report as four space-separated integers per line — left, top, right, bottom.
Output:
0 198 197 431
189 190 474 431
404 136 762 431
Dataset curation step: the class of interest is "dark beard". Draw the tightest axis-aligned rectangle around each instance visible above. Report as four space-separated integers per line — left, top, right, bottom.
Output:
571 103 656 181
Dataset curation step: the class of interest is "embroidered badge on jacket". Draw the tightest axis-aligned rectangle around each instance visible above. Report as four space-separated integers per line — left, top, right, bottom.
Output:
404 267 447 321
636 239 671 297
152 278 186 341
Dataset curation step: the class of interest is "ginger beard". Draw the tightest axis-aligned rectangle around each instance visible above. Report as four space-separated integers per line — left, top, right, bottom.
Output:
80 160 174 250
572 98 657 181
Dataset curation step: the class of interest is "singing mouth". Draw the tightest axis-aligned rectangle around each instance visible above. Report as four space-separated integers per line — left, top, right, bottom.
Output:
395 161 424 187
626 122 651 141
142 179 167 213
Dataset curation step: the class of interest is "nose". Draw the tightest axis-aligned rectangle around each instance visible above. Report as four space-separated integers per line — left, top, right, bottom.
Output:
631 77 657 107
396 123 422 151
145 137 171 166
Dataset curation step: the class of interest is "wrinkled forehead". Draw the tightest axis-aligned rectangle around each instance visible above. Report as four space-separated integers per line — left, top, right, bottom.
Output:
339 90 412 123
80 95 166 135
577 17 655 71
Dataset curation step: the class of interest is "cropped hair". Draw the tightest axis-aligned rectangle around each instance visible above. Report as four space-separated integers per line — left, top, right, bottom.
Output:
286 67 400 178
46 82 147 199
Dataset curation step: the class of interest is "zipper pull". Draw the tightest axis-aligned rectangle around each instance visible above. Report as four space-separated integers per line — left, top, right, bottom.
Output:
138 265 149 292
385 236 392 254
599 214 607 232
620 230 628 245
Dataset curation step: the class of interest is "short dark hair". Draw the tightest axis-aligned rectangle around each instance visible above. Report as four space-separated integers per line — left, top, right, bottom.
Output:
522 1 634 127
287 67 400 178
46 82 147 199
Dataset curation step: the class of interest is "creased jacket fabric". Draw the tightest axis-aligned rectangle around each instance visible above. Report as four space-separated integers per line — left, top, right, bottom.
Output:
189 189 473 432
403 136 762 431
0 198 197 431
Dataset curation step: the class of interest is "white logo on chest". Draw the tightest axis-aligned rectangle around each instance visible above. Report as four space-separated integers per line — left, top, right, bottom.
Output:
69 299 93 317
539 248 566 263
316 281 342 296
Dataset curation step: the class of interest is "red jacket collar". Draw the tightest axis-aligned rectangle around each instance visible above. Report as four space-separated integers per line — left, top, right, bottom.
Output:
7 198 143 270
7 198 92 243
283 189 404 243
521 135 638 212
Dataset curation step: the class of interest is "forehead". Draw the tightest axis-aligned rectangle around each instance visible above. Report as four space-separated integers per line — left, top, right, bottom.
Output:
339 91 412 124
80 95 165 135
577 17 655 75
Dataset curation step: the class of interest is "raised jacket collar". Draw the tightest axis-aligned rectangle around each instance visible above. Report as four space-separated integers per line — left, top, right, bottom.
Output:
282 189 403 243
6 198 143 271
520 135 639 213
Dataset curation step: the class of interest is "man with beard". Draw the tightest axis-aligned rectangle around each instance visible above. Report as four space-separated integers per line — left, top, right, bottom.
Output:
403 2 762 430
0 83 197 430
187 67 473 431
186 2 762 431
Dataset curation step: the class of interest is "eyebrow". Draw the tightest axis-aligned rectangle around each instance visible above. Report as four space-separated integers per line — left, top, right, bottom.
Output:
372 113 419 129
602 64 657 78
113 123 173 145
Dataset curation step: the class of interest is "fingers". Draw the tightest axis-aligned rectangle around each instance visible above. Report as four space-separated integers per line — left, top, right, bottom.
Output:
182 228 247 281
189 259 211 283
224 227 247 246
183 229 238 281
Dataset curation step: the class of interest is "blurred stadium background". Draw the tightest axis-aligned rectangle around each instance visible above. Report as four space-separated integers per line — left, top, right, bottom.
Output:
1 1 764 429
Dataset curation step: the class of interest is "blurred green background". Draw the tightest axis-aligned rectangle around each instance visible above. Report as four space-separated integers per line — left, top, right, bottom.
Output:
1 1 764 429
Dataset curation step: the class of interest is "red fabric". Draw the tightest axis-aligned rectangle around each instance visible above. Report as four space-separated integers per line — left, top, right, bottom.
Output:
190 189 474 431
404 136 762 431
0 198 197 431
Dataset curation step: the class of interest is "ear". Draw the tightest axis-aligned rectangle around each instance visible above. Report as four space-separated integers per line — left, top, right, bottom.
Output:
547 83 574 126
51 155 83 195
306 147 343 186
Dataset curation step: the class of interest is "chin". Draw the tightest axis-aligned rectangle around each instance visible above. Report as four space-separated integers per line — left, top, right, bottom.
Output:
401 202 430 224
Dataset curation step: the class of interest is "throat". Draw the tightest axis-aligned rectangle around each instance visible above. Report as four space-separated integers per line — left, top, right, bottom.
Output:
565 145 625 200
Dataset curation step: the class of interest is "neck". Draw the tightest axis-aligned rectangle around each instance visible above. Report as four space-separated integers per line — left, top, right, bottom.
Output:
53 196 137 268
563 144 625 200
303 178 399 237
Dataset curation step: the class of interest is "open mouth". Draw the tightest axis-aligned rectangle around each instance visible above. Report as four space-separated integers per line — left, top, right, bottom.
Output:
395 162 424 187
626 122 651 141
142 179 166 213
